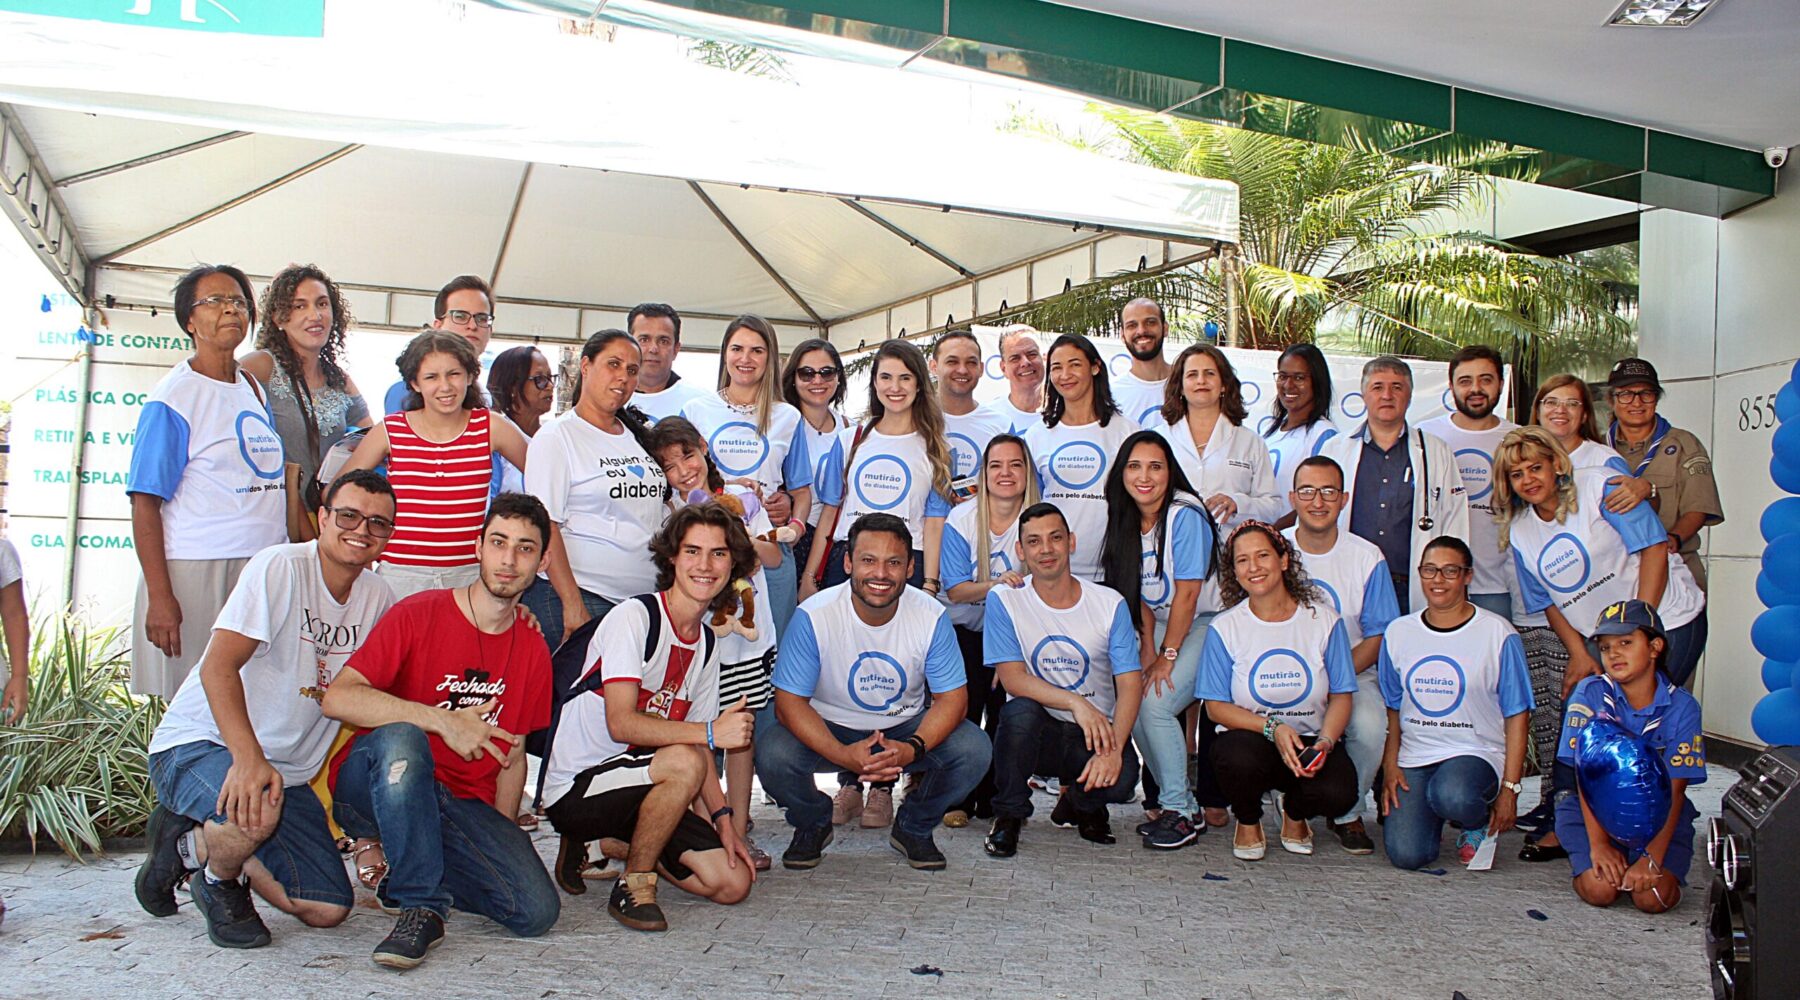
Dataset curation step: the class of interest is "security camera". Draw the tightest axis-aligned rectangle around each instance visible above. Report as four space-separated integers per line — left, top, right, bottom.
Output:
1766 146 1789 169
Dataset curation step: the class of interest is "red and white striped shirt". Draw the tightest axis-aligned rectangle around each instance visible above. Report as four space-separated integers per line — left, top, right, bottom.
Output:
381 408 492 567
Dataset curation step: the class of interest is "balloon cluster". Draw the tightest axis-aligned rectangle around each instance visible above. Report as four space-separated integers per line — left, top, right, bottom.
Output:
1752 359 1800 743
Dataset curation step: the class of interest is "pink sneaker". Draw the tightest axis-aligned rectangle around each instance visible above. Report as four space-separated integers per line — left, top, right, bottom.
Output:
861 787 894 829
831 786 864 825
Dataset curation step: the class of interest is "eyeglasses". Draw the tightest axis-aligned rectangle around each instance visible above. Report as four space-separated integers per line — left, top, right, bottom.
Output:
528 374 556 390
325 505 396 538
1292 486 1343 502
796 366 840 382
442 309 495 328
196 295 250 311
1416 564 1469 580
1611 388 1658 404
1539 397 1584 412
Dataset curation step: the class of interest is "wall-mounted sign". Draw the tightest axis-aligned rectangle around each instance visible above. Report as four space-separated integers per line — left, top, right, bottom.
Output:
0 0 325 37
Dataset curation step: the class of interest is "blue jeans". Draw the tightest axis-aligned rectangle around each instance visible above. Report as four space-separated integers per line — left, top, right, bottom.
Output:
1470 591 1511 619
1131 614 1211 818
1337 669 1387 824
150 741 352 908
520 576 614 658
1382 755 1497 870
767 543 798 643
992 698 1138 819
331 723 559 936
754 705 992 840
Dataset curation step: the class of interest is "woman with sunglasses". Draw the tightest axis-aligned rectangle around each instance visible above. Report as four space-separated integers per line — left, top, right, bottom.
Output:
128 264 288 699
487 346 556 495
781 338 849 579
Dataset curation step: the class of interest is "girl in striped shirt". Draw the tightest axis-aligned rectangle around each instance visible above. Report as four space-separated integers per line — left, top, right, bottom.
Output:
345 331 529 598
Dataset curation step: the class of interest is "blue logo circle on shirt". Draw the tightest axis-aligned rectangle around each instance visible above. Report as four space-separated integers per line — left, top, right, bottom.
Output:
1047 441 1106 490
947 432 981 478
846 651 909 711
1029 634 1092 690
706 420 769 478
851 455 911 511
1247 648 1313 710
1455 448 1496 502
1137 404 1162 425
1313 578 1343 614
1536 531 1592 594
1268 447 1282 477
989 549 1014 574
1405 655 1468 718
1341 392 1367 419
1140 549 1170 606
236 410 285 480
1242 381 1263 405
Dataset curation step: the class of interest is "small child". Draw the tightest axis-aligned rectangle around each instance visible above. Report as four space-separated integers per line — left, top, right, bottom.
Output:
647 417 780 872
1555 599 1705 913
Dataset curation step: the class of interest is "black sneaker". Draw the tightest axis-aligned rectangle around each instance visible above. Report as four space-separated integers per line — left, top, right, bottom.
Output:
889 829 947 870
984 816 1022 858
372 907 445 969
1328 818 1375 855
1076 808 1115 845
608 873 668 932
1134 812 1165 837
553 835 587 896
1142 812 1199 850
135 805 196 918
782 824 834 870
1049 790 1078 829
191 872 271 950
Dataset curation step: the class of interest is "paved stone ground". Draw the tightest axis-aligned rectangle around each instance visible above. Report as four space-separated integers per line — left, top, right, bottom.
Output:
0 772 1729 1000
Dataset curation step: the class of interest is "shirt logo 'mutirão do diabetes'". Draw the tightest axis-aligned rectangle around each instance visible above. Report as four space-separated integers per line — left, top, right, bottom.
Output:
236 410 285 481
1248 648 1313 710
852 455 912 511
847 651 908 712
1404 655 1468 718
1030 635 1091 690
1048 441 1105 490
1140 550 1170 605
1455 448 1495 505
707 420 769 477
1537 532 1593 593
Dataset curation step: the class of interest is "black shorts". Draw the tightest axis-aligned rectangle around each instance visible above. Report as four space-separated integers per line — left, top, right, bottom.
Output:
544 747 722 881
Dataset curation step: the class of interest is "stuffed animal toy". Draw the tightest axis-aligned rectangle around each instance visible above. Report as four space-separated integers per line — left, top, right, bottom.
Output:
688 488 800 642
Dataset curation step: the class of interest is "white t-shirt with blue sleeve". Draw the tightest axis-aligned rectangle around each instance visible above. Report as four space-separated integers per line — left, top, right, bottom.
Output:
1378 607 1533 776
983 396 1042 437
1281 527 1399 646
1511 439 1631 629
815 428 952 544
983 578 1140 722
797 408 849 528
1508 467 1705 636
127 360 288 560
1257 415 1341 496
772 583 964 730
1024 414 1141 581
1195 600 1356 735
680 393 812 495
1141 495 1214 625
940 499 1020 631
943 407 1011 500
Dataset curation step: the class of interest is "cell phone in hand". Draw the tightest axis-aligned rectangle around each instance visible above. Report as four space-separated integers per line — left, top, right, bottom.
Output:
1296 744 1323 772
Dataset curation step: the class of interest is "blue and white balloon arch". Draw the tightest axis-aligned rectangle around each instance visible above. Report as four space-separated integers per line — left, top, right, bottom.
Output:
1752 358 1800 743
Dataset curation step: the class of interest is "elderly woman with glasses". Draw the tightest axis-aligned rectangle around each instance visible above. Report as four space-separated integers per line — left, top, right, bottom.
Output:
487 346 557 495
127 264 291 699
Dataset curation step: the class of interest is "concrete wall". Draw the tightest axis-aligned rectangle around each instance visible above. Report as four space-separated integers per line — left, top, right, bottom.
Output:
1638 171 1798 745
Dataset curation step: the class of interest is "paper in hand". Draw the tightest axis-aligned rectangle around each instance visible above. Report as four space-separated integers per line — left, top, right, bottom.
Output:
1467 835 1499 871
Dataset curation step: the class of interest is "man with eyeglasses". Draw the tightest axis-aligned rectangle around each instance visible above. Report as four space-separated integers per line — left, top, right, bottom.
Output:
1419 345 1518 620
982 325 1046 435
1603 357 1720 687
380 275 508 495
138 470 400 951
1281 456 1400 855
628 302 704 426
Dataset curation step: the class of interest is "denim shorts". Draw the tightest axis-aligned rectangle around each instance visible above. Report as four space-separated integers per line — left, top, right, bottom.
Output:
149 740 354 908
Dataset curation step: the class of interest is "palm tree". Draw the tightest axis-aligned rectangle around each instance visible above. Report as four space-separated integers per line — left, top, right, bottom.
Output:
1010 100 1634 383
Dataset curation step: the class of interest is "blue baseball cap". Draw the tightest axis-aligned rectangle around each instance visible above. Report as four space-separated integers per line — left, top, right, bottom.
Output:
1590 599 1666 645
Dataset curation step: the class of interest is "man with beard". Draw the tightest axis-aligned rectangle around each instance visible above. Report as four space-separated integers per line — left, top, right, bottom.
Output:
756 513 993 870
320 492 560 969
932 330 1010 500
1109 298 1176 426
1419 346 1517 619
984 325 1047 435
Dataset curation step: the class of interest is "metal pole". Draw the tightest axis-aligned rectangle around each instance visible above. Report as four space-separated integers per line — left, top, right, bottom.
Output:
1222 245 1241 348
62 285 97 607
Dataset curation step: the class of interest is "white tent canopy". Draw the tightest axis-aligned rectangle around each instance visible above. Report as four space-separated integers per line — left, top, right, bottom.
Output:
0 1 1237 347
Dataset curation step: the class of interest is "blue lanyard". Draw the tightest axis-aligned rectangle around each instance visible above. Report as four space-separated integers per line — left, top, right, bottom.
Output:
1609 416 1670 479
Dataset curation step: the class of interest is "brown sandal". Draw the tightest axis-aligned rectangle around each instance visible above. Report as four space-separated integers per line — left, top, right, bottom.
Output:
351 839 388 890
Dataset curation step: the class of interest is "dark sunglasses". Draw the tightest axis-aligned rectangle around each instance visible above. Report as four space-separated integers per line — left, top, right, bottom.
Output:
796 365 840 382
528 374 556 390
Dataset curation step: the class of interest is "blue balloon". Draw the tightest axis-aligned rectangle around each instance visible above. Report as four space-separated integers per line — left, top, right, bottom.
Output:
1778 420 1800 458
1753 606 1800 659
1752 688 1800 745
1764 533 1800 579
1576 715 1672 851
1763 497 1800 543
1757 570 1800 609
1792 359 1800 385
1780 382 1800 424
1792 661 1800 691
1776 455 1800 495
1765 658 1799 692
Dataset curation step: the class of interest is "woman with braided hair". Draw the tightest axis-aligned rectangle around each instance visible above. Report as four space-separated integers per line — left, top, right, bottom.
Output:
242 264 371 519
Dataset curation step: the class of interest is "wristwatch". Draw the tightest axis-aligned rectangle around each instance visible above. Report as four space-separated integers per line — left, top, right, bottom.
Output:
1500 780 1524 795
1161 647 1179 663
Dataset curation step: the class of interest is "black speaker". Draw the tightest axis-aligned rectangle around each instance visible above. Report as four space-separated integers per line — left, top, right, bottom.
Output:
1706 746 1800 999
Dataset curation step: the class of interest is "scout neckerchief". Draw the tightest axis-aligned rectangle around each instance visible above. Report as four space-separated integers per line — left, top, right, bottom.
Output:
1608 415 1671 479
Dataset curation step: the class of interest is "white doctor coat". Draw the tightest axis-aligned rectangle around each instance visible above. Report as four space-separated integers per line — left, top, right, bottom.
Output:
1320 422 1471 612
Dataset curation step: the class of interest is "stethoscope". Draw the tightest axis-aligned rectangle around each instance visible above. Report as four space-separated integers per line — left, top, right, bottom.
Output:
1415 428 1438 534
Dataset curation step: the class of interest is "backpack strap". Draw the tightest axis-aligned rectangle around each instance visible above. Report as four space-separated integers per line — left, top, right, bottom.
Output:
634 593 663 663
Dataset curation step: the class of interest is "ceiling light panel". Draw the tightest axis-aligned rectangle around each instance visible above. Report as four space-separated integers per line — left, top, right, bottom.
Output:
1607 0 1720 27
